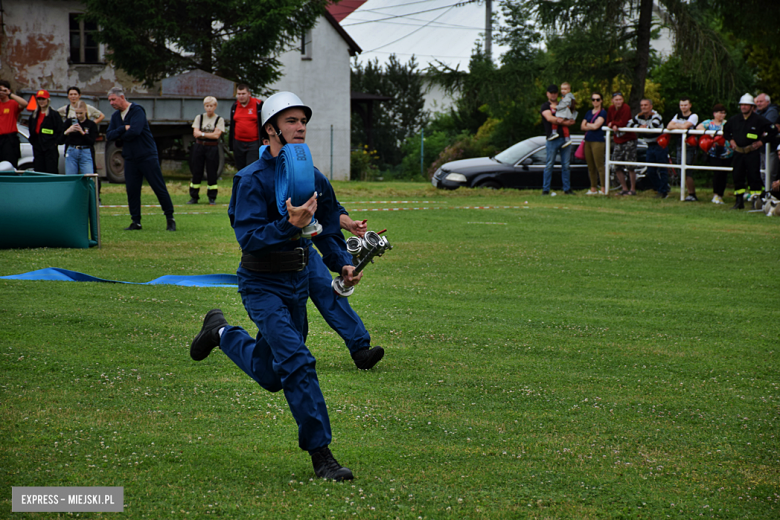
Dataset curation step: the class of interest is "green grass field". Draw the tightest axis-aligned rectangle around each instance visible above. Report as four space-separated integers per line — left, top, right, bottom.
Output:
1 180 778 519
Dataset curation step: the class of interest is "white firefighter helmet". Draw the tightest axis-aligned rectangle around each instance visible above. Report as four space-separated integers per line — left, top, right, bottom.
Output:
261 91 312 129
737 93 755 106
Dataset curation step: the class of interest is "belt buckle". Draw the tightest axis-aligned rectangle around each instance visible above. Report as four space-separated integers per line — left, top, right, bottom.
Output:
294 247 306 271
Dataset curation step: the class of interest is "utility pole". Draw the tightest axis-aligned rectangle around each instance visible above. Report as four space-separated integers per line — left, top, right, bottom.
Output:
485 0 492 61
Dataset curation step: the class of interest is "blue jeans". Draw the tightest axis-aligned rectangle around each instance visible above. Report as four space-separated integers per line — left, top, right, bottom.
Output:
65 147 93 175
645 144 669 193
543 138 571 192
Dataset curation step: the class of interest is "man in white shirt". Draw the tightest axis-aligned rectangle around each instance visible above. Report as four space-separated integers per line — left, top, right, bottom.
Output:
667 97 699 201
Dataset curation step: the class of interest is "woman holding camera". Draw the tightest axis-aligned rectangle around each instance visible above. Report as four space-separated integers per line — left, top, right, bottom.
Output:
62 101 98 175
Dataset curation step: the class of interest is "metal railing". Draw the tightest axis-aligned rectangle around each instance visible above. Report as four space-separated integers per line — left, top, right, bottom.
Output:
604 127 774 200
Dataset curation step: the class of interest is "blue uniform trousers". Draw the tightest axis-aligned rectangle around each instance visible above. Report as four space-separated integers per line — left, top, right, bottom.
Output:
124 155 174 223
307 247 371 355
220 267 332 452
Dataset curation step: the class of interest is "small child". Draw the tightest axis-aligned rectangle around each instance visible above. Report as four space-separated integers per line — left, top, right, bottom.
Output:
548 82 577 148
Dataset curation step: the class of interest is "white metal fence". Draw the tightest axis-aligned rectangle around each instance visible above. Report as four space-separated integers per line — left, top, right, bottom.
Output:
604 127 774 200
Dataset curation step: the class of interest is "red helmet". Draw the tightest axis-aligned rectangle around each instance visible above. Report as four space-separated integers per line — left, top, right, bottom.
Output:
699 135 714 153
713 135 726 147
686 135 698 148
657 134 670 148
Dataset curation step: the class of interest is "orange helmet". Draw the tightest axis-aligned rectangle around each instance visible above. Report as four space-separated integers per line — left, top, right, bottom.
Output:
686 135 698 148
699 135 714 153
657 134 670 148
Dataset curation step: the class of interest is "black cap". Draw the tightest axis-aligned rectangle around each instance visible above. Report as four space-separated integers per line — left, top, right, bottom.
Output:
547 84 559 94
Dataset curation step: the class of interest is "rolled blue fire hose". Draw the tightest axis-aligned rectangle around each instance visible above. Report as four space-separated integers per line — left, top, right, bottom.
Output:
275 143 315 217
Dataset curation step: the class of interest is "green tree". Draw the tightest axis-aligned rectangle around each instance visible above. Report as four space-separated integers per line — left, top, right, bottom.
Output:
705 0 780 95
529 0 749 109
83 0 328 90
351 55 429 168
427 2 543 151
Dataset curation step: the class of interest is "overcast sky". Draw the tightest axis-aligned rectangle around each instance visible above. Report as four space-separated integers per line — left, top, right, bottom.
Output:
340 0 509 71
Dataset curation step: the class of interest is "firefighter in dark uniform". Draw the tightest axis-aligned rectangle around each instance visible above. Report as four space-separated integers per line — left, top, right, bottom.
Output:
723 93 779 209
188 96 225 205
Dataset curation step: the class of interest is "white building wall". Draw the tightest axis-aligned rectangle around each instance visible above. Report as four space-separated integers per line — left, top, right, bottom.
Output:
269 18 353 181
423 79 455 114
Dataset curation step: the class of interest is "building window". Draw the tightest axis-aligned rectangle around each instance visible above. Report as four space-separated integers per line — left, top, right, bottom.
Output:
301 30 312 60
69 13 100 64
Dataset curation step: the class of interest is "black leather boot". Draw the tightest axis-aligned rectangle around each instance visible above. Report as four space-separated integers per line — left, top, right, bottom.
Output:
311 447 353 481
190 309 228 360
351 346 385 370
730 194 744 210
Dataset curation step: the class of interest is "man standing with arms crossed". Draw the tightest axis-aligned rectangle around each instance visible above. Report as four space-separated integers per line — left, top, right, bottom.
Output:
628 98 669 197
723 93 778 210
667 97 699 201
106 87 176 231
755 93 778 186
0 80 27 169
229 84 263 171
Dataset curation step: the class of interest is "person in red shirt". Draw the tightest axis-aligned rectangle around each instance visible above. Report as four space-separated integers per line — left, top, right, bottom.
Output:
0 80 27 169
228 84 263 171
606 92 639 196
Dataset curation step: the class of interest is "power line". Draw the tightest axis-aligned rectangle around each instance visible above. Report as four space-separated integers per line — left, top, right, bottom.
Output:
358 50 475 59
342 1 477 27
364 5 458 53
353 17 485 30
356 0 452 12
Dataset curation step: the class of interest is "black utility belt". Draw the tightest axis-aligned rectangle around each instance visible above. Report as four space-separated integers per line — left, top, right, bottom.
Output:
196 139 219 146
241 248 308 273
70 145 91 149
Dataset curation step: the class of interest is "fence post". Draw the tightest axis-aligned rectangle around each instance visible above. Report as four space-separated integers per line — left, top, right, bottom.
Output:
604 128 611 193
766 141 772 193
420 128 425 178
330 125 334 181
680 131 687 201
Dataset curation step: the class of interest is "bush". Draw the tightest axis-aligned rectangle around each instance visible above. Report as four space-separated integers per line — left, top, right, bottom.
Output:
427 118 501 178
398 130 453 181
350 146 380 181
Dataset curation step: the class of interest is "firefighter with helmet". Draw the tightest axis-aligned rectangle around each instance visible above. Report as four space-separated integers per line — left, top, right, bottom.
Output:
189 92 361 481
723 93 778 209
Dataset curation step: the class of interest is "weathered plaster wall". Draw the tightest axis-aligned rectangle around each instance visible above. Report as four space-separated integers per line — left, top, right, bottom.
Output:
1 0 147 95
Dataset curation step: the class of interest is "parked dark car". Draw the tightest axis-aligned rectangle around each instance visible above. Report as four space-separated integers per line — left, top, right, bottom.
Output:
431 135 648 190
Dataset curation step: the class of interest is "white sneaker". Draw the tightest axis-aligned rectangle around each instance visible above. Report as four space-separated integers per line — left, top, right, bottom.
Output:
586 189 598 196
547 132 559 141
711 195 724 204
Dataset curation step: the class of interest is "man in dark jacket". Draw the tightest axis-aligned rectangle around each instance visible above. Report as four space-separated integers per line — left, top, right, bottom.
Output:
228 84 263 171
105 86 176 231
723 93 779 209
28 89 63 174
755 93 779 184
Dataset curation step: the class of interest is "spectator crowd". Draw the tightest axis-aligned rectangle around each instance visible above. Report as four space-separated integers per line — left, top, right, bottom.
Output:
541 84 780 210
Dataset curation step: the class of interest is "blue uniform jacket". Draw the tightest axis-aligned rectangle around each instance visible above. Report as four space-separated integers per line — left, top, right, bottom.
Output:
106 104 158 160
228 147 352 273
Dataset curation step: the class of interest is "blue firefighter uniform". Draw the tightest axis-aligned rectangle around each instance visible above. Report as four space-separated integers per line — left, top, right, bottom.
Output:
306 199 371 356
222 146 353 452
